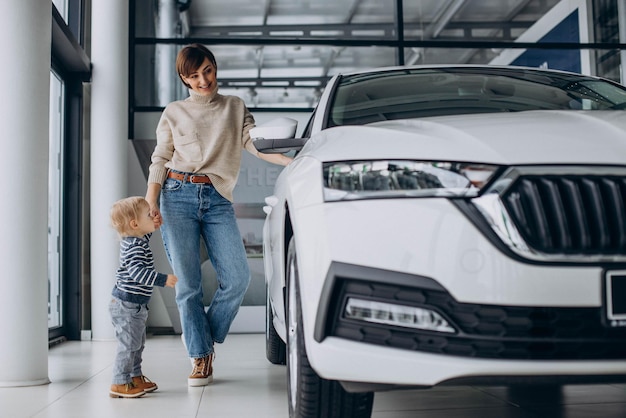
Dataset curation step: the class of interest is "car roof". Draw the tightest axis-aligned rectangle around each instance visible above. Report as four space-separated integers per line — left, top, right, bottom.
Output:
334 64 609 81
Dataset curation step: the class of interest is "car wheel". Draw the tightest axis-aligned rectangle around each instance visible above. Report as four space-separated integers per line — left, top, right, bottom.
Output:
285 238 374 418
266 281 286 365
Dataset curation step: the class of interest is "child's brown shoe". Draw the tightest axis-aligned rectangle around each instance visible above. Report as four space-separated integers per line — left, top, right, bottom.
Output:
132 375 158 393
109 382 146 398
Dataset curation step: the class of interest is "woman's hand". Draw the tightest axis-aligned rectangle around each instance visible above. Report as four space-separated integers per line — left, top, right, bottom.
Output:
146 182 163 227
258 152 293 166
150 205 163 228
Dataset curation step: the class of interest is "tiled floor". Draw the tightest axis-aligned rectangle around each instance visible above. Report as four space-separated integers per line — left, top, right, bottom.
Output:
2 333 626 418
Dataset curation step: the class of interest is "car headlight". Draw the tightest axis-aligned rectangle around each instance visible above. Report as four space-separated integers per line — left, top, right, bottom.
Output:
323 160 499 202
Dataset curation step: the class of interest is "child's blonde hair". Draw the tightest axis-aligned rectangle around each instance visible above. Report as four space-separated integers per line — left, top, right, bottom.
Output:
110 196 148 237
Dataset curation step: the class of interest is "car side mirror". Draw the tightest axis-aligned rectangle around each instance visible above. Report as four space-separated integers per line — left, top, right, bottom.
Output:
251 117 308 154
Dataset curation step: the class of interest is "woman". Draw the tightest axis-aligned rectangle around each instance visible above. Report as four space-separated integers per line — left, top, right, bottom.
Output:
146 43 291 387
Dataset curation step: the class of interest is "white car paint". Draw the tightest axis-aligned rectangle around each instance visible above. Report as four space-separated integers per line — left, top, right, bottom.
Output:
261 66 626 393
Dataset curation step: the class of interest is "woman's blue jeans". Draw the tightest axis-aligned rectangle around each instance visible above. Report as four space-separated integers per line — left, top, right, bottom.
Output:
160 176 250 359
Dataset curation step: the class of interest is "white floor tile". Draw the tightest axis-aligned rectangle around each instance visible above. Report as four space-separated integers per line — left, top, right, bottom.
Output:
2 334 626 418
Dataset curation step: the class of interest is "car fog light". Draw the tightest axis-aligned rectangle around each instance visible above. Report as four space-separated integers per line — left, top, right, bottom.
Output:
344 298 456 333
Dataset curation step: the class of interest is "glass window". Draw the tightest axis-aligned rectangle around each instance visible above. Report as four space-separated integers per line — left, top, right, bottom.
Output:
129 0 626 334
402 0 560 41
49 71 65 329
134 44 397 108
52 0 68 22
134 0 397 40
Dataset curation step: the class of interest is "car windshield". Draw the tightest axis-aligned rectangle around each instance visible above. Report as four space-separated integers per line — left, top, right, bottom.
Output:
328 67 626 127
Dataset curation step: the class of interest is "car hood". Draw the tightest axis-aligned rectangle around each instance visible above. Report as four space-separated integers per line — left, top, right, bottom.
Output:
303 110 626 165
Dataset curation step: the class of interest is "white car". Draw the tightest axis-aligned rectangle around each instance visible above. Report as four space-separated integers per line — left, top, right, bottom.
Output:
252 65 626 418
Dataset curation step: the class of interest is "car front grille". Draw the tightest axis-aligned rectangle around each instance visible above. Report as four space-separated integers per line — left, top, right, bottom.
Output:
501 174 626 255
325 278 626 360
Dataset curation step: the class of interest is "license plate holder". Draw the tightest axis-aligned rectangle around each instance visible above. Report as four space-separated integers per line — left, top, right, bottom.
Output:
605 270 626 327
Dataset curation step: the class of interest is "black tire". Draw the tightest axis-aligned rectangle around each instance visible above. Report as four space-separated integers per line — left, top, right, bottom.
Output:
266 282 287 365
285 238 374 418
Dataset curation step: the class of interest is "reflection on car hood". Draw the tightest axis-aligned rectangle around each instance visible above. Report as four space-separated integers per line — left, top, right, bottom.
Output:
304 110 626 165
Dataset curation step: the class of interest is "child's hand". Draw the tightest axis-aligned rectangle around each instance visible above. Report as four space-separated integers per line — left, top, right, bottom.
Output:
165 274 178 288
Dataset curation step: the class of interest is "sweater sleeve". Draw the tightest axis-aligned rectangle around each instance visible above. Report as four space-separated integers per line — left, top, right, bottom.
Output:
153 273 169 288
123 242 163 287
242 106 259 157
148 109 175 185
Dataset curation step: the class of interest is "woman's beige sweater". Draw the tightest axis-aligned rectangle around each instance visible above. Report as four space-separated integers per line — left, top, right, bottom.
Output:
148 88 259 202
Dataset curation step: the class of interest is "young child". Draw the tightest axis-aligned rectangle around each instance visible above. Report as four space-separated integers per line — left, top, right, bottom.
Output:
108 196 178 398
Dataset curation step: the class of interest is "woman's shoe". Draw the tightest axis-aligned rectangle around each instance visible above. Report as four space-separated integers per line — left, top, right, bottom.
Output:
188 353 213 386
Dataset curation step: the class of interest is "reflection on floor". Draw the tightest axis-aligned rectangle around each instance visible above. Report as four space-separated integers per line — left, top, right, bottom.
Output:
2 334 626 418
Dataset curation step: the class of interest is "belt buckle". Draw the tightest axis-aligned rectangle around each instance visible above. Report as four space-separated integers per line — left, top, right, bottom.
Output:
189 174 206 183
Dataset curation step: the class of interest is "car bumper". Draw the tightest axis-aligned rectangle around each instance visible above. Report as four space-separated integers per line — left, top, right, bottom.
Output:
290 198 626 386
307 336 626 390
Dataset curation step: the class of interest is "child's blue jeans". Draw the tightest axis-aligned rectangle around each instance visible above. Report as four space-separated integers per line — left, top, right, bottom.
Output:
109 297 149 384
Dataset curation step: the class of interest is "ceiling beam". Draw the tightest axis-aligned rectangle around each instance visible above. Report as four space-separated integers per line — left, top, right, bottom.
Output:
188 20 533 40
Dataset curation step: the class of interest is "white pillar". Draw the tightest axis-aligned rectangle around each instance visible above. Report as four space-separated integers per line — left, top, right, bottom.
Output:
0 1 51 387
90 0 129 341
156 0 178 106
618 0 626 85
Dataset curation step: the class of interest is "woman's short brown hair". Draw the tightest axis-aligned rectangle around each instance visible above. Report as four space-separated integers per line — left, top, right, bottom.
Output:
176 43 217 88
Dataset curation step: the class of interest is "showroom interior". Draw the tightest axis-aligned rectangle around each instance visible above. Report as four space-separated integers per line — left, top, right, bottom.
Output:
2 0 626 417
